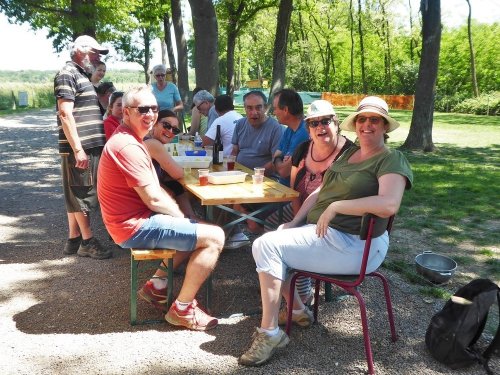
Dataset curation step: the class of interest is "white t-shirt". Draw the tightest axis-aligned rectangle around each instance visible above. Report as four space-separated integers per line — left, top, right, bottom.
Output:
205 110 243 156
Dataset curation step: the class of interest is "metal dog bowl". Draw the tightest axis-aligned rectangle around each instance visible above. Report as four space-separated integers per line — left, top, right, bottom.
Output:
415 251 457 284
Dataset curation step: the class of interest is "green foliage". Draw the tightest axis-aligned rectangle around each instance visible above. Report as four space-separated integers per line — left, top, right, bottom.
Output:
451 92 500 116
0 83 55 110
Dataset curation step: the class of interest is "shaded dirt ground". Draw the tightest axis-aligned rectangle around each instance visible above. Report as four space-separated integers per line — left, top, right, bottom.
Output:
0 109 498 374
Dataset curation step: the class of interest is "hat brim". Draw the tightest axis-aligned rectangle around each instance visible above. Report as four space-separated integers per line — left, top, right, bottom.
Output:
304 110 336 121
340 109 400 133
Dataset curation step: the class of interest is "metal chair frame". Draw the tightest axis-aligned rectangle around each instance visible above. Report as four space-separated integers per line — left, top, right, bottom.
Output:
285 214 397 375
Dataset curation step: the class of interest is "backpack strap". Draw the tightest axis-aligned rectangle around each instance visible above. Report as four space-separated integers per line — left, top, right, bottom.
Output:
482 288 500 375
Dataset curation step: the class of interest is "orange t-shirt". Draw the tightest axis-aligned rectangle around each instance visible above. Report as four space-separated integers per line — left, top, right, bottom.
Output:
97 125 159 244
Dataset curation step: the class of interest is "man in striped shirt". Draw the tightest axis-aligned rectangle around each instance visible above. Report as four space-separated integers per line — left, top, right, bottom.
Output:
54 35 111 260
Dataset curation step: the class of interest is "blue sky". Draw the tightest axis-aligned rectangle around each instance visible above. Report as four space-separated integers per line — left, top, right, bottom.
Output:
0 0 498 71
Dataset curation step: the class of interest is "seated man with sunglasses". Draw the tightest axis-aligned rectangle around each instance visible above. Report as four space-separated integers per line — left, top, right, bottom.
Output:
144 109 200 220
98 86 224 331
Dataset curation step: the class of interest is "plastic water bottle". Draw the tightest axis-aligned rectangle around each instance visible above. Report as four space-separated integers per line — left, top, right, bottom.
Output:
194 132 202 148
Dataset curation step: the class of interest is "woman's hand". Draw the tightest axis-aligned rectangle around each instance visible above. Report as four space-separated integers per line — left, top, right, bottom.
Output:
315 203 337 237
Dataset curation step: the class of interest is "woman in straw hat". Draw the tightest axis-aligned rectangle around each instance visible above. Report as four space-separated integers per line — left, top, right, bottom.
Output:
240 96 414 366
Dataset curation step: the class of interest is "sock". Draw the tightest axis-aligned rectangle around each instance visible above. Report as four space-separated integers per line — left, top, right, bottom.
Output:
81 237 93 245
150 277 167 290
175 300 191 311
292 308 305 315
257 326 279 336
68 235 82 243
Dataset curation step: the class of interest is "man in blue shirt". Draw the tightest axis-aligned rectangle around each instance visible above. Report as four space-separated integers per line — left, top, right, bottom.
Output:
271 89 309 186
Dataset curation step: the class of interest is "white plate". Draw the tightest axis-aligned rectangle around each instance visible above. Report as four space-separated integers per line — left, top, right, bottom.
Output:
172 156 211 169
208 171 247 184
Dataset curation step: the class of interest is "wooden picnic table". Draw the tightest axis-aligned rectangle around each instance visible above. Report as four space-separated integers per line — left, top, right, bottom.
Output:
180 162 299 230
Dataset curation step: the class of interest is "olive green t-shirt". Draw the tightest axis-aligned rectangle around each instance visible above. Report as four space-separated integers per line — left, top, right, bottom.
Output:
306 146 413 234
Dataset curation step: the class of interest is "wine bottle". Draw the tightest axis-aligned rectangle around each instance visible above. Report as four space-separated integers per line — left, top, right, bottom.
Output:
213 125 223 165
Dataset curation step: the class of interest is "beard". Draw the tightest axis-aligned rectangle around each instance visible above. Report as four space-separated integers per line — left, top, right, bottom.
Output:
81 55 96 75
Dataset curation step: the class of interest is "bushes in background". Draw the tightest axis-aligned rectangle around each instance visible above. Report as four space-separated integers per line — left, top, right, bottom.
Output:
0 83 55 110
452 92 499 116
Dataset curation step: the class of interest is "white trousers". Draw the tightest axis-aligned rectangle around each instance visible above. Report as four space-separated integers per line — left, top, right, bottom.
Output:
252 224 389 281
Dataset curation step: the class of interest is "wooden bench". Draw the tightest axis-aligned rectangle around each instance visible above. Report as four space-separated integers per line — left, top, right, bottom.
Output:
130 248 213 325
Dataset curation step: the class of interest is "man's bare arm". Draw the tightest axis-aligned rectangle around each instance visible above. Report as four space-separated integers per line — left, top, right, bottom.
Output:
58 98 88 168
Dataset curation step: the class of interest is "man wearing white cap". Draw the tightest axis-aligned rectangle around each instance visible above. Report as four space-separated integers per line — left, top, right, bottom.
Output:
54 35 111 260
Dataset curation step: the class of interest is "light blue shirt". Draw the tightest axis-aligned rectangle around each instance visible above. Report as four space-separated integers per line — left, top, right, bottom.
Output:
152 82 181 111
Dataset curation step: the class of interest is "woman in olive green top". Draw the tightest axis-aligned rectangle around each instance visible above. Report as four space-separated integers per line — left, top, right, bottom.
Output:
239 96 414 367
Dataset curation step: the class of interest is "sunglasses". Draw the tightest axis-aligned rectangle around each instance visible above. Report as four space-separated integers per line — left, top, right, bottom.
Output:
160 121 181 135
356 116 383 125
155 74 166 77
128 105 159 115
307 118 332 128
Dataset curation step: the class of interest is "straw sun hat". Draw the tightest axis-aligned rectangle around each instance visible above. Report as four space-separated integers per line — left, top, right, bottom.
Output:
340 96 400 133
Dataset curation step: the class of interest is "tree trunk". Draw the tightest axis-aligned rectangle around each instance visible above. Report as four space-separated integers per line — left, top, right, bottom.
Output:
226 23 238 97
171 0 189 107
409 0 415 62
143 27 151 84
269 0 293 102
466 0 479 97
401 0 440 152
188 0 219 94
357 0 367 94
163 12 177 84
71 0 97 39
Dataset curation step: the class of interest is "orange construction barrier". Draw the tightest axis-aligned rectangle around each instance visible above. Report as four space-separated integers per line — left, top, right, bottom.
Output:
321 93 414 110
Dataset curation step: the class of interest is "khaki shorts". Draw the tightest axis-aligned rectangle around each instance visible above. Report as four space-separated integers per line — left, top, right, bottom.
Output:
61 147 102 213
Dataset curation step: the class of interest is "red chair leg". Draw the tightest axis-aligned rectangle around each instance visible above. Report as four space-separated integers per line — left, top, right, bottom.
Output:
286 273 300 335
313 279 321 321
371 272 397 341
352 289 375 375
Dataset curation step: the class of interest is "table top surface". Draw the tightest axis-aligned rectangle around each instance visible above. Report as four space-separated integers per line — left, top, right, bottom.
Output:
180 163 299 206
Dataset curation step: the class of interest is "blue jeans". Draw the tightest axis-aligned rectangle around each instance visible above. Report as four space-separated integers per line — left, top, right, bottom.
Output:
120 213 197 251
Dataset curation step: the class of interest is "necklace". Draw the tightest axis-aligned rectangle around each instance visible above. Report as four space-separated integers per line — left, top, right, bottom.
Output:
310 136 340 163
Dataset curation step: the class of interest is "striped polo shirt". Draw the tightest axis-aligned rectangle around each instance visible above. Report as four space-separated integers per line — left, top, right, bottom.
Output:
54 61 105 154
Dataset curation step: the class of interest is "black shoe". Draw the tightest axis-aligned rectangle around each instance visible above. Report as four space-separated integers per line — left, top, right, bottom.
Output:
63 236 82 255
77 238 112 260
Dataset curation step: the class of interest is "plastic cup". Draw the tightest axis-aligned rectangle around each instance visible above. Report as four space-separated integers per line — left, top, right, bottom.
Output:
198 169 209 186
227 155 236 171
254 167 265 176
252 174 264 193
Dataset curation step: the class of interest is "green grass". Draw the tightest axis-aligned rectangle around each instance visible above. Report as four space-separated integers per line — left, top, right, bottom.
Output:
419 287 453 300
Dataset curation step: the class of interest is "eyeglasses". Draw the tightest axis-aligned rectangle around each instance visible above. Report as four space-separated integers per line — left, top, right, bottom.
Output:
307 118 332 128
155 74 166 78
160 121 181 135
196 101 206 111
356 116 383 125
127 105 159 115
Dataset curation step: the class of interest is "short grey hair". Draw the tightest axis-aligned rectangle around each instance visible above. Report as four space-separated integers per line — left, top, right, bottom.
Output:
152 64 167 76
193 90 215 105
122 85 153 107
70 44 92 59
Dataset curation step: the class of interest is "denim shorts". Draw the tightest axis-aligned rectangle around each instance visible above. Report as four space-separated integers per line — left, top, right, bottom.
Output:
119 213 197 251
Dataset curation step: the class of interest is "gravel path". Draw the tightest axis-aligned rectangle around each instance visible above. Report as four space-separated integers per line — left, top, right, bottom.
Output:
0 109 497 374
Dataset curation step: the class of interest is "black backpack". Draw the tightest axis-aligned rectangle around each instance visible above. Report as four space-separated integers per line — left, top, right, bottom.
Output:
425 279 500 374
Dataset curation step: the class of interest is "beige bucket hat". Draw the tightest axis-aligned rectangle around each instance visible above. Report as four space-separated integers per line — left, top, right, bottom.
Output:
340 96 400 133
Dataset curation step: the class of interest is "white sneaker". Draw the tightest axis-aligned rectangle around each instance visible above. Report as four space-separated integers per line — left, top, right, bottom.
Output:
224 232 250 249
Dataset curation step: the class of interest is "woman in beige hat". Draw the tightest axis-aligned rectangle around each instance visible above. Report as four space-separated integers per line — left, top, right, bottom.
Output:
240 96 413 366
